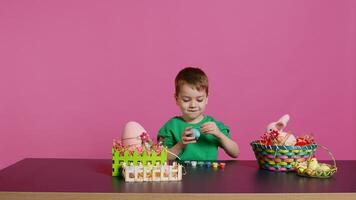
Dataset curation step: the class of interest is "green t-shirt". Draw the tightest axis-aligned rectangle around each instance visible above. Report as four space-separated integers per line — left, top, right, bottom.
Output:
157 116 231 161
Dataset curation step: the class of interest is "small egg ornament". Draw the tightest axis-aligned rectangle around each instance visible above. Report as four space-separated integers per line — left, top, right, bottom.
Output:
297 167 306 174
317 164 330 172
308 158 319 170
191 161 197 167
305 168 314 176
184 161 191 166
191 128 201 140
220 162 226 169
198 161 205 167
212 162 219 168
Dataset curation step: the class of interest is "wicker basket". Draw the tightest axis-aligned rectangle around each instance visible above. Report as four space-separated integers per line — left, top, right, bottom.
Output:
250 141 317 171
294 145 337 178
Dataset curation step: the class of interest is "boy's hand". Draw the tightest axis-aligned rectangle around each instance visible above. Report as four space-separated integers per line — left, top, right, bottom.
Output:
200 122 222 137
181 126 197 144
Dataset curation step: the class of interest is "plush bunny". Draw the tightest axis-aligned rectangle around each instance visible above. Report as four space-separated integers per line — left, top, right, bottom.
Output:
266 114 296 146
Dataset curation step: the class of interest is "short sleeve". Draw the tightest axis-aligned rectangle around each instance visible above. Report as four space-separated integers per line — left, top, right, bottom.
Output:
216 121 231 139
157 126 175 148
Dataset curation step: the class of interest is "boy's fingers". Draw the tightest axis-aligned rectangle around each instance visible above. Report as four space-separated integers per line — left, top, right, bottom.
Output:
184 136 196 141
182 136 196 144
201 123 214 130
201 122 213 127
201 126 213 132
201 129 212 134
200 123 208 128
183 135 196 140
184 130 193 136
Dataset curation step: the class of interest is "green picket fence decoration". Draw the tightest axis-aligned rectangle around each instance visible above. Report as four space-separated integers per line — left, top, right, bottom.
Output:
112 147 168 176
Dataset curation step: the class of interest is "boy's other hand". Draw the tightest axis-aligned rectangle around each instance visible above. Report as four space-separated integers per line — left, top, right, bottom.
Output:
200 122 222 137
181 126 196 144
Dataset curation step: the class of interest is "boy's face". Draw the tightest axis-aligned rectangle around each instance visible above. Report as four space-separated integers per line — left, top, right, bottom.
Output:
175 83 208 123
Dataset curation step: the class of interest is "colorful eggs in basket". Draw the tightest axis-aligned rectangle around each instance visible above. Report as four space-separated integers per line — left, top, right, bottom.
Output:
308 158 319 170
294 157 337 178
307 158 331 172
318 164 331 171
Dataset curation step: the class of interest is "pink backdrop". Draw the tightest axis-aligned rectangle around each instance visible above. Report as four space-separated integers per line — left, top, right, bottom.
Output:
1 0 355 170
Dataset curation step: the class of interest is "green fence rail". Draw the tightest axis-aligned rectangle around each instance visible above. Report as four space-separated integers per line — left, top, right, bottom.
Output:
112 147 168 176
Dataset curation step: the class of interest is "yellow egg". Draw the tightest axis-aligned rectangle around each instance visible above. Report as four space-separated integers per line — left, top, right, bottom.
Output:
306 168 314 176
308 158 319 170
317 164 330 172
298 168 305 174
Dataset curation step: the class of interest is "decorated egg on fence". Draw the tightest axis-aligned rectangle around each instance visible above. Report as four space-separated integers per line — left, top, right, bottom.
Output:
122 121 146 147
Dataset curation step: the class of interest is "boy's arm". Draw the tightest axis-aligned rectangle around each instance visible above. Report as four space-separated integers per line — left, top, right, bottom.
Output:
166 141 185 160
215 132 240 158
200 122 240 158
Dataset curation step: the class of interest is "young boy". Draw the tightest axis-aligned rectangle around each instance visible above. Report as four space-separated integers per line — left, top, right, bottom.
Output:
157 67 239 160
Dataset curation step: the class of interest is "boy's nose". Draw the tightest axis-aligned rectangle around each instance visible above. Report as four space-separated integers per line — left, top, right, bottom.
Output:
189 101 197 107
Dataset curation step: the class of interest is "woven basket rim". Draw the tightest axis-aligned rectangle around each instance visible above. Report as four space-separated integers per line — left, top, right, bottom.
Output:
250 141 318 150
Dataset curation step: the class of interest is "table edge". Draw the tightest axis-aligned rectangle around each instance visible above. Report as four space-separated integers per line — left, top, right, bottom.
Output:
1 192 356 200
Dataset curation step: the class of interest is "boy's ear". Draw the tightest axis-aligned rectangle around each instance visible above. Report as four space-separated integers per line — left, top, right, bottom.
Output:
174 93 178 104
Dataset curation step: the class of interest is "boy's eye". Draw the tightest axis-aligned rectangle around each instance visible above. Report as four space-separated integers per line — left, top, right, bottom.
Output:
182 98 190 102
197 98 204 102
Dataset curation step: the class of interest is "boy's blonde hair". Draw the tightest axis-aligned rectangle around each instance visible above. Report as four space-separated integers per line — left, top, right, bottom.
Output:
175 67 209 97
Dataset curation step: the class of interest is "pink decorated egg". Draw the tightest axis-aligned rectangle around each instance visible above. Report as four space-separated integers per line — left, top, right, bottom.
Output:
121 121 146 147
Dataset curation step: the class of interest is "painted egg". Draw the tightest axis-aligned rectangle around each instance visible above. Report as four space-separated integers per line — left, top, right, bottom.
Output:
317 164 330 172
212 162 219 168
192 128 201 140
121 121 146 147
278 132 297 146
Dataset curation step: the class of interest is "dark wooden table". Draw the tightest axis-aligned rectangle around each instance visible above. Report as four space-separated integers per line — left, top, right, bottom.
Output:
0 158 355 200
